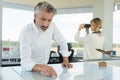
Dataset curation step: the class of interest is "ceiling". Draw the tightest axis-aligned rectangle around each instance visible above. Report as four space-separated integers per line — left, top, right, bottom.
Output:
3 0 120 9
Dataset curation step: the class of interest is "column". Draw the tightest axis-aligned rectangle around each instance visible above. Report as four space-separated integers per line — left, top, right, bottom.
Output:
93 0 113 50
0 0 2 66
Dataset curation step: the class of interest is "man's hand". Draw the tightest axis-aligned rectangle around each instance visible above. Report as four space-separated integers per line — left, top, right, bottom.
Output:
62 57 73 68
32 64 57 77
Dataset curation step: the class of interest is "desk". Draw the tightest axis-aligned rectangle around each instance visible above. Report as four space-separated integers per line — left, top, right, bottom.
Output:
0 60 120 80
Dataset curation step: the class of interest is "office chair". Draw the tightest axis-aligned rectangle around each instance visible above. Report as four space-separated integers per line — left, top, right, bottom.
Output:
48 43 74 63
57 43 74 62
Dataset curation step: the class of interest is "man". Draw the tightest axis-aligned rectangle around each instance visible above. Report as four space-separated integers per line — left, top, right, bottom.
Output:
19 1 73 77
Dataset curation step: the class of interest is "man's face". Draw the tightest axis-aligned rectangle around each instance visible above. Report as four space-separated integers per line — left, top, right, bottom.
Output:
34 10 55 31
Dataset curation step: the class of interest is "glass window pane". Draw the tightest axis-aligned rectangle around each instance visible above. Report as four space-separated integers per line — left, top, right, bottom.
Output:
2 7 33 65
52 13 93 56
2 7 93 64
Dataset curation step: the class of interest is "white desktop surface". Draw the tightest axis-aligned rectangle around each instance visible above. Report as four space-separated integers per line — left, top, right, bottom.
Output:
0 60 120 80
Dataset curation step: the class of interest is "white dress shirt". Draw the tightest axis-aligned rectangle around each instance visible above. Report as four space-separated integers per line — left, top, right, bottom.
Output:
75 31 105 60
19 21 69 71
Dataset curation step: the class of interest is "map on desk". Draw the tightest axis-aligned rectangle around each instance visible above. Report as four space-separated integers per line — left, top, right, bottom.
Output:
12 62 120 80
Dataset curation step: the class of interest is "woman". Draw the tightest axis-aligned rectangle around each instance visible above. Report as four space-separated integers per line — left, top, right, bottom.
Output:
75 18 105 60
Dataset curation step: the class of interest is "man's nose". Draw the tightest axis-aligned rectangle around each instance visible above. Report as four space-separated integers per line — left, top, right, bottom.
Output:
43 21 49 27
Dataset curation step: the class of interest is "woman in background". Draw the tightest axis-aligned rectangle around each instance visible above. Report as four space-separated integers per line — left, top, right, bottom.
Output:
75 18 104 60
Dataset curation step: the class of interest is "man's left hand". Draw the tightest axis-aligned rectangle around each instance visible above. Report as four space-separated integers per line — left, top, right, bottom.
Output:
62 57 73 68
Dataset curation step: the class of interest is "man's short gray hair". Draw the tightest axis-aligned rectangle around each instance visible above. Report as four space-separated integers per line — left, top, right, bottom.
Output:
34 1 57 14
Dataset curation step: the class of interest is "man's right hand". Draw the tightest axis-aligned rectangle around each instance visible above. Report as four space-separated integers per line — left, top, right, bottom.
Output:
32 64 57 77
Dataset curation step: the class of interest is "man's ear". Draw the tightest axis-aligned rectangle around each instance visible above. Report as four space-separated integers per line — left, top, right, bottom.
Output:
34 13 37 18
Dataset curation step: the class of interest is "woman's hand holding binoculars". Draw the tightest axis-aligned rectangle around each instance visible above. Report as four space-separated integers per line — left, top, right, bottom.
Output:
78 24 85 31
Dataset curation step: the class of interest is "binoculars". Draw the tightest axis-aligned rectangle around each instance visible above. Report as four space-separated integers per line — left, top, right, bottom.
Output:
84 24 90 34
84 24 91 28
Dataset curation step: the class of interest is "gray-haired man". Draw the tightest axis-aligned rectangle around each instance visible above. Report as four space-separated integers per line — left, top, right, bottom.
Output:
19 1 73 77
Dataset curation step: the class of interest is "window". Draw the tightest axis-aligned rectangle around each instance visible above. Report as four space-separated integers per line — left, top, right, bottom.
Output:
53 13 93 42
2 7 93 65
52 13 93 56
2 7 33 65
2 6 120 66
